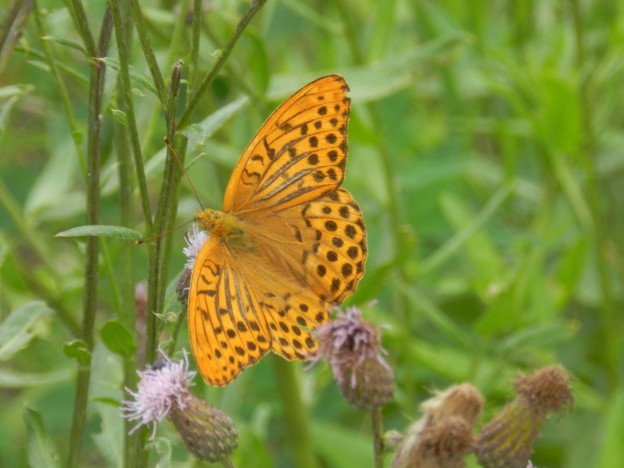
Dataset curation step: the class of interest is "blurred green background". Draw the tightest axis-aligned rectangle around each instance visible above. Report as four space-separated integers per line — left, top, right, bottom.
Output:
1 0 623 466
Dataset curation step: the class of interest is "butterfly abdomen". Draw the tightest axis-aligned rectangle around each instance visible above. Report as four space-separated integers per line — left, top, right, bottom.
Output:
195 208 254 253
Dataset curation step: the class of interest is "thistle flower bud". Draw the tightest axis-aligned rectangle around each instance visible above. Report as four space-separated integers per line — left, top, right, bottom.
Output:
476 366 572 468
168 393 238 462
338 355 395 410
176 267 192 306
311 307 394 410
393 384 483 468
177 225 210 307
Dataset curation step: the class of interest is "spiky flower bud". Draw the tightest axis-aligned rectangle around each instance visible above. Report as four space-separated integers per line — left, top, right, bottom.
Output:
177 224 210 307
312 307 394 410
393 384 483 468
122 351 238 462
476 366 572 468
168 393 238 462
339 355 395 410
176 267 192 306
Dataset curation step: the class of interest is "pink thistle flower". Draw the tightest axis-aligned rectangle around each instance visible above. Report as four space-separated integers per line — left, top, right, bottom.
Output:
312 307 394 410
121 350 238 461
122 350 195 440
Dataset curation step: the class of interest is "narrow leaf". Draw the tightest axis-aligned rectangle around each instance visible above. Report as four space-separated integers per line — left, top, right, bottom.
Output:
55 225 144 241
24 407 60 468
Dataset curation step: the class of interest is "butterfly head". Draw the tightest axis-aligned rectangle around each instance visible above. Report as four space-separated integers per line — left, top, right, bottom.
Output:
195 208 254 253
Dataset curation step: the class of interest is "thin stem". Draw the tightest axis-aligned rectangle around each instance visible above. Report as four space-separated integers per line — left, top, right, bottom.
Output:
334 0 365 64
570 0 618 389
272 358 318 468
189 0 202 92
371 408 384 468
130 0 188 165
64 0 97 58
179 0 268 128
32 2 87 177
67 8 112 468
129 0 167 104
114 95 139 468
165 303 186 357
335 0 407 319
107 0 153 234
0 0 34 73
147 61 184 364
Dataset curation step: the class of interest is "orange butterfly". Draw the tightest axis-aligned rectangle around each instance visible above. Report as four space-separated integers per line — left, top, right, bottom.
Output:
188 75 367 386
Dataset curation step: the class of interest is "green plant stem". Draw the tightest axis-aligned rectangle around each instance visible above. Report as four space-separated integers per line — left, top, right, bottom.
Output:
67 8 112 468
0 178 55 272
0 0 34 73
418 183 514 276
334 0 405 301
147 61 184 365
65 0 97 57
113 88 139 467
371 408 384 468
107 0 153 234
108 5 141 464
129 0 166 104
570 0 618 389
272 358 318 468
165 301 186 357
179 0 268 128
32 2 87 178
129 0 168 159
0 242 80 334
189 0 202 91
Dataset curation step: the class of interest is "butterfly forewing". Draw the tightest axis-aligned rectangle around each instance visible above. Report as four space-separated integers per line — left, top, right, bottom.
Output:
223 75 350 214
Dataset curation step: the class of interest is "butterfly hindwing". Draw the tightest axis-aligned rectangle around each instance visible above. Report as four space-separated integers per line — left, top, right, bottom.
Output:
189 236 333 385
242 187 367 304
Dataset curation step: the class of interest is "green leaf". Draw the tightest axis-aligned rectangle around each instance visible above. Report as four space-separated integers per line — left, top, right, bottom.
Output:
97 57 158 96
0 301 54 361
90 342 124 466
0 83 34 99
0 368 73 388
179 96 249 145
41 35 87 56
311 420 371 468
100 321 136 357
55 225 144 241
110 108 128 126
598 388 624 468
24 407 60 468
63 340 91 365
25 139 80 217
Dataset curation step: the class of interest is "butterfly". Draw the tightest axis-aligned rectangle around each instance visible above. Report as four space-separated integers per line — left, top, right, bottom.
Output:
187 75 367 386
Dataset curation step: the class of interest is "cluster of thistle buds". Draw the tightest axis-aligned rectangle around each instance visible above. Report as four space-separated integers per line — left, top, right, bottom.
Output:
121 299 571 465
392 365 573 468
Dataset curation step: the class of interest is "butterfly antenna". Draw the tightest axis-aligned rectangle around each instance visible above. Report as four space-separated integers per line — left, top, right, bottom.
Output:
164 136 205 211
135 219 195 245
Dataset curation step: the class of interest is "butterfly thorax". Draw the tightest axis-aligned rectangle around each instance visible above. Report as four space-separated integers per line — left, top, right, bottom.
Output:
195 208 254 253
